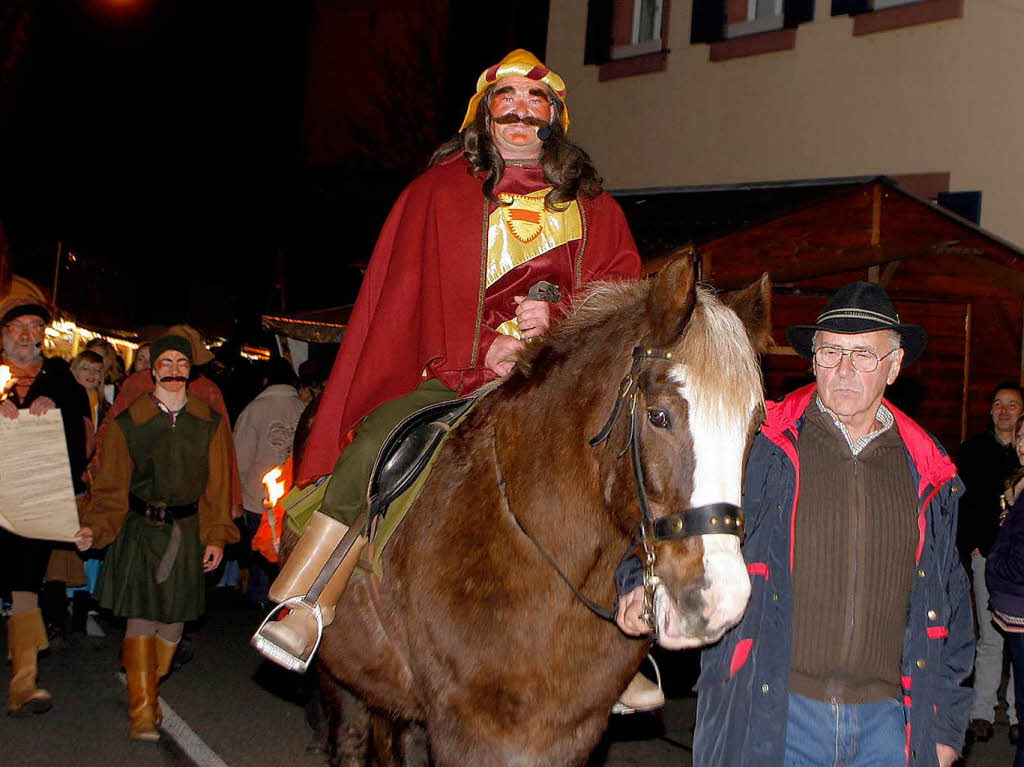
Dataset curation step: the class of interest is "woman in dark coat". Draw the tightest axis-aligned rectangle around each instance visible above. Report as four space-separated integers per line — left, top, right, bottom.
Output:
985 413 1024 767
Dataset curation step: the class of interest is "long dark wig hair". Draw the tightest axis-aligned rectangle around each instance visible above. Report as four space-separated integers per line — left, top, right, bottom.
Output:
429 83 603 212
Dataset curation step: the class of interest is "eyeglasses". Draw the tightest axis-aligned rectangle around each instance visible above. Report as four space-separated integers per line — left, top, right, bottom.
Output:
4 321 46 334
813 345 899 372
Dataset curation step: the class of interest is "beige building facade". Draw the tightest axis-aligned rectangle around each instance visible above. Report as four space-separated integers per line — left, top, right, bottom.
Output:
546 0 1024 247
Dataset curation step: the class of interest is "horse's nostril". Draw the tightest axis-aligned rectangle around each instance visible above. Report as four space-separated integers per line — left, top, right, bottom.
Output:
675 583 705 616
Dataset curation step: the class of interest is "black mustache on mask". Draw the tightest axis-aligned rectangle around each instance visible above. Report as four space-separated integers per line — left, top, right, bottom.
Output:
492 113 549 128
158 376 188 383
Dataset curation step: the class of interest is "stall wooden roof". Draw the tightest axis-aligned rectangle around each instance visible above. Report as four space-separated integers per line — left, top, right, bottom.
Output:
616 176 1024 296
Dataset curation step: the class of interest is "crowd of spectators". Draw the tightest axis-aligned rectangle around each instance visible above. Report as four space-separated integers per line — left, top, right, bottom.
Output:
0 295 328 726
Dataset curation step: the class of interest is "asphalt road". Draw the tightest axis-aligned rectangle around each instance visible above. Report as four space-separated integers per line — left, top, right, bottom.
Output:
0 588 1013 766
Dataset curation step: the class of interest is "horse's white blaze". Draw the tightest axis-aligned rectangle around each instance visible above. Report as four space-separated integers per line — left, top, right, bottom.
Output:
669 366 753 510
652 349 757 649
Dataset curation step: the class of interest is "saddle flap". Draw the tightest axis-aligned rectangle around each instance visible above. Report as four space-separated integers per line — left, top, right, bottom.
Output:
366 397 476 521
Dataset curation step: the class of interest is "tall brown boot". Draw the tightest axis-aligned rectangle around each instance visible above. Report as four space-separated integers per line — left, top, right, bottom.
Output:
122 636 159 742
153 637 179 727
6 608 53 717
254 511 366 669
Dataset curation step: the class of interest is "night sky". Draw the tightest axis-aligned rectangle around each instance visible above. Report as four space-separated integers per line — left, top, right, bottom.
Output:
1 0 313 336
0 0 549 340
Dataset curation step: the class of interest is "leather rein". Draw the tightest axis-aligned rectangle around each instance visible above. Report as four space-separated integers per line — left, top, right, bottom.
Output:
503 345 746 636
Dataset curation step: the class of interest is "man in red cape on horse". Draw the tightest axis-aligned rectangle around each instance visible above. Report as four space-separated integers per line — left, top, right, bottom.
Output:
253 49 662 710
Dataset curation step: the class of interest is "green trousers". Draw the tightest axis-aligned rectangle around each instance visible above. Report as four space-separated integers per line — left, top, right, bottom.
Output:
319 378 457 526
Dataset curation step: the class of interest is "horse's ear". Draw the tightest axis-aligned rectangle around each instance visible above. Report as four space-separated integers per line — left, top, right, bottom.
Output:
727 273 773 354
647 256 697 347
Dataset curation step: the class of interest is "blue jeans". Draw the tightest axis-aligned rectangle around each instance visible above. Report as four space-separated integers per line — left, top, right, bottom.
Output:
785 692 906 766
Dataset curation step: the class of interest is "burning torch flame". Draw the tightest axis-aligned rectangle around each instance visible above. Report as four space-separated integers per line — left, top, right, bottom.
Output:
261 466 286 554
262 466 285 508
0 365 12 401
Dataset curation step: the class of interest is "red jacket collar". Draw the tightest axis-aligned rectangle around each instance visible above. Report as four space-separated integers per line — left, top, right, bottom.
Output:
762 383 956 490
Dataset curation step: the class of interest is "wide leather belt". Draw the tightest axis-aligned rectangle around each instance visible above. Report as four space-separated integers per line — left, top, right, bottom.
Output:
129 494 198 524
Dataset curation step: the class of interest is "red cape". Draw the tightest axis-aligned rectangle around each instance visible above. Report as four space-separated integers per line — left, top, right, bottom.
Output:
297 155 641 486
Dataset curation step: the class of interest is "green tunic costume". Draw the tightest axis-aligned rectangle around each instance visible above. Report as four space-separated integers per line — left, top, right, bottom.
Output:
85 395 239 623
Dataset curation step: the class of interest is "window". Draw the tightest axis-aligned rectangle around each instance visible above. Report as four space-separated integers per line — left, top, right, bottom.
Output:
691 0 813 46
870 0 922 7
613 0 666 58
830 0 963 36
585 0 672 80
726 0 784 38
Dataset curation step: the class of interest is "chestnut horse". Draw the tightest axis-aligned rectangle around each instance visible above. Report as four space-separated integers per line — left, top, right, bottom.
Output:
314 258 771 765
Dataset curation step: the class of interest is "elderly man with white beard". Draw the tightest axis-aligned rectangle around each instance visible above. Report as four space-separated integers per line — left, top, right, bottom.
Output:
0 297 91 717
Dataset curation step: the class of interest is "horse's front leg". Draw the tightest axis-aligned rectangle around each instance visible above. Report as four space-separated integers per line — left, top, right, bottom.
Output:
397 721 429 767
368 715 430 767
320 672 371 767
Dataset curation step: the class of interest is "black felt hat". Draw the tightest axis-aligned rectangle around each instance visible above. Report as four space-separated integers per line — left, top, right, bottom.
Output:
149 333 193 366
786 281 928 366
0 298 50 327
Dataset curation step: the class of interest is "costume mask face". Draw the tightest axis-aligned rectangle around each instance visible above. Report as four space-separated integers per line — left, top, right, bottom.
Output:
153 350 191 393
488 75 553 161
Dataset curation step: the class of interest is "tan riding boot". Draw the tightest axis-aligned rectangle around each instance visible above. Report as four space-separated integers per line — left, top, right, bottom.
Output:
153 637 179 727
255 511 366 667
123 636 160 742
6 608 53 717
612 672 665 715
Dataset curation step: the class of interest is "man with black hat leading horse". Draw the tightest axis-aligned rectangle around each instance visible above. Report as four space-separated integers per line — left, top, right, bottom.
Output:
617 281 974 766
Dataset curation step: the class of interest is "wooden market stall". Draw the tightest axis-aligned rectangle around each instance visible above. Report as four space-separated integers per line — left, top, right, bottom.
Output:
617 176 1024 458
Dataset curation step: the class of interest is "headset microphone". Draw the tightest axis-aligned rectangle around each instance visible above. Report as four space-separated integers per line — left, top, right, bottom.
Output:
536 126 551 141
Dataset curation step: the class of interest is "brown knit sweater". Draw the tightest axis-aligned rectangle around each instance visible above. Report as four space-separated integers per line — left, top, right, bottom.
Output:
790 403 919 703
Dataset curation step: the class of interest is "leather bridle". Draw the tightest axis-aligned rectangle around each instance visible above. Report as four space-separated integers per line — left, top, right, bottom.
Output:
501 344 746 636
589 345 746 635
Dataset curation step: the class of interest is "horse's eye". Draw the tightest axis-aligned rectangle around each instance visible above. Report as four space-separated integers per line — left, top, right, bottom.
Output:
647 409 670 429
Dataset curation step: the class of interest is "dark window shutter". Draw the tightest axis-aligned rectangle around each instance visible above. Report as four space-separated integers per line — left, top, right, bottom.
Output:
584 0 614 65
831 0 870 16
937 191 982 225
783 0 815 26
691 0 726 43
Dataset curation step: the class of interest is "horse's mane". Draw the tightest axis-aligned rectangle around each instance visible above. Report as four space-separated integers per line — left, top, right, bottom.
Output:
515 280 644 378
513 278 764 422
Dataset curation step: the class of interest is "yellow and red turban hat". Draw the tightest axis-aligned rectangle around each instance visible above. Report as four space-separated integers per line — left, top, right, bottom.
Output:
459 49 569 134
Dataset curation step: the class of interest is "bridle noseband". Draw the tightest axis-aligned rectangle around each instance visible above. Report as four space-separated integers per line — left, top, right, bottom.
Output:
590 345 745 635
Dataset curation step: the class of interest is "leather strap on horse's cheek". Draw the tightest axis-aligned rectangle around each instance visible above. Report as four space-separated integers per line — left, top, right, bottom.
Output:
651 503 745 541
589 375 634 447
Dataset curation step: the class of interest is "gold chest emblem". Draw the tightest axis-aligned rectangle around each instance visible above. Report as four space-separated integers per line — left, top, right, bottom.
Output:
500 193 546 243
486 187 581 290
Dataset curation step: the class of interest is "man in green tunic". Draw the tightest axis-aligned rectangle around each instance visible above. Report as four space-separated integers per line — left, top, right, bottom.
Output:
75 332 239 742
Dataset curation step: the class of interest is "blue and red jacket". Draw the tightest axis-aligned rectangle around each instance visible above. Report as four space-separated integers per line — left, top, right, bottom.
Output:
693 384 974 766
